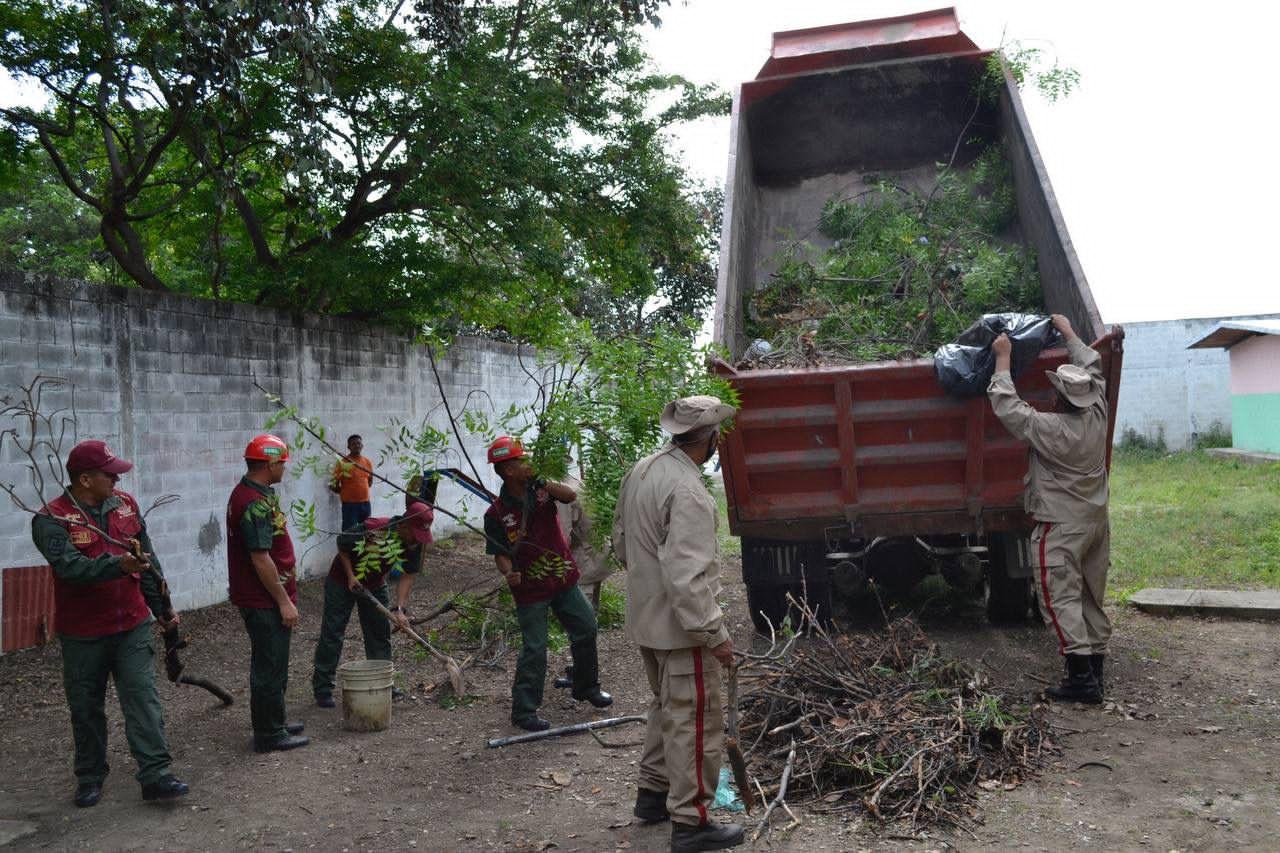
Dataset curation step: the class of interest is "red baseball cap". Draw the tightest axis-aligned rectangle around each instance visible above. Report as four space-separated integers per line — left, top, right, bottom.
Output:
66 440 133 477
402 501 435 545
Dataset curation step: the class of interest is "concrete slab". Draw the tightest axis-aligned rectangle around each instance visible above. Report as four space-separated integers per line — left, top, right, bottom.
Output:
1204 447 1280 465
0 820 37 848
1129 588 1280 621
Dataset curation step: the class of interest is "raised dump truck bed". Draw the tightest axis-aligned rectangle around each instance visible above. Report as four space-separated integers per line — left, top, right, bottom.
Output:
713 9 1123 628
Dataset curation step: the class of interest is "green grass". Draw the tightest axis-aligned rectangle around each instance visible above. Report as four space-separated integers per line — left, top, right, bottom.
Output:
1109 448 1280 600
711 482 742 560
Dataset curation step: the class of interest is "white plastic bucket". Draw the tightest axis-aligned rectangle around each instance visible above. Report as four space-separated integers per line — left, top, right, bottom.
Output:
338 659 394 732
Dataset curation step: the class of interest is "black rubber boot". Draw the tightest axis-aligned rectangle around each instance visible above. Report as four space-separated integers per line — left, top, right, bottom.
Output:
670 821 745 852
1045 654 1102 704
1089 655 1105 695
555 665 574 690
634 787 670 823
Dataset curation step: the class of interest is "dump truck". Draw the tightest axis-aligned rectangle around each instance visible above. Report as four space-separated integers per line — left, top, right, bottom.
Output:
713 8 1124 630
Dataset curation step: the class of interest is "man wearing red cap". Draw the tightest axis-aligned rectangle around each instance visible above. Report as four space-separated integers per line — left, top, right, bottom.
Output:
311 501 434 707
31 439 189 807
226 434 309 752
483 436 611 732
989 314 1112 704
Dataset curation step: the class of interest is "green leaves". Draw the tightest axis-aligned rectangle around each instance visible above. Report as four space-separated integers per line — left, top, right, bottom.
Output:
748 144 1041 362
982 42 1081 104
0 0 718 341
351 528 406 581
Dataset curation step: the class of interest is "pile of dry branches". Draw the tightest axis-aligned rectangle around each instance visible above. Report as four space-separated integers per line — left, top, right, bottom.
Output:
738 614 1052 832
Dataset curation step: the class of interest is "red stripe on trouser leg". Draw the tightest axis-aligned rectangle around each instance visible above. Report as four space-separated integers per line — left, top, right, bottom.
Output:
1038 522 1067 655
692 647 708 826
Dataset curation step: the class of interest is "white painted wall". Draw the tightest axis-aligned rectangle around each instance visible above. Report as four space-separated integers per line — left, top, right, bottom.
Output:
0 274 540 614
1113 314 1280 450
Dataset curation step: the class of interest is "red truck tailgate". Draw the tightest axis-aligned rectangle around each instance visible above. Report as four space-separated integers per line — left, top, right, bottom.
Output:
719 332 1124 541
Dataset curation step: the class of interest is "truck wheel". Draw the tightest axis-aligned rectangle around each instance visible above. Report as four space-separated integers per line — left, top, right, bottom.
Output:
986 533 1032 624
745 580 833 635
745 582 790 635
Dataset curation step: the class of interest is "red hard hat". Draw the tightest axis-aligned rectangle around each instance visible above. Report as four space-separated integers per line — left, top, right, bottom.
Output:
244 434 289 462
487 436 525 465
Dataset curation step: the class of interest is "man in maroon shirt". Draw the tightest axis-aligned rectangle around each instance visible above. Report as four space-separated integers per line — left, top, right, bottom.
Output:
483 436 611 731
226 434 308 753
31 440 189 807
311 502 434 707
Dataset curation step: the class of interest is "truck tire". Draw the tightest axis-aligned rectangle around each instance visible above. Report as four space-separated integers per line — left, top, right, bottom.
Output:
745 579 833 635
986 533 1032 624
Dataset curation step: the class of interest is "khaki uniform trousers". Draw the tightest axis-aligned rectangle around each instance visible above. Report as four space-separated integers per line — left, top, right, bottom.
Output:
1032 519 1112 656
637 646 724 827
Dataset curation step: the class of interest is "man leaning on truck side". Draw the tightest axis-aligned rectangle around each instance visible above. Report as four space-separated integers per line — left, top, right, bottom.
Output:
988 314 1111 705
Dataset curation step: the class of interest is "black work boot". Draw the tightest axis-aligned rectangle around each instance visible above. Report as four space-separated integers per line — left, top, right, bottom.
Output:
141 774 190 801
74 782 102 808
253 734 311 753
670 821 745 852
1089 654 1106 695
572 686 613 708
555 664 574 690
634 788 670 823
1045 654 1102 704
512 715 551 732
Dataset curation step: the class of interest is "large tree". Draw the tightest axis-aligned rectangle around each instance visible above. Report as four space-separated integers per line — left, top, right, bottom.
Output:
0 0 725 339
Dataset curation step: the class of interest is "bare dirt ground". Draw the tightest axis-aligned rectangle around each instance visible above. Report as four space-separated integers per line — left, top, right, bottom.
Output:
3 535 1279 852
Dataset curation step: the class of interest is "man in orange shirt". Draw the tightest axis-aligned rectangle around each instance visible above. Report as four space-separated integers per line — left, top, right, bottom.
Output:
331 435 374 532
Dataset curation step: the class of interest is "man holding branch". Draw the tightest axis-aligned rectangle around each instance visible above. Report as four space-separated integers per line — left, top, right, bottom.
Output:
612 396 744 853
311 502 434 708
31 440 189 807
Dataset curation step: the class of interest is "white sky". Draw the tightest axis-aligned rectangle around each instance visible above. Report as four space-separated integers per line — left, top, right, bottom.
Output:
4 2 1276 325
644 0 1280 324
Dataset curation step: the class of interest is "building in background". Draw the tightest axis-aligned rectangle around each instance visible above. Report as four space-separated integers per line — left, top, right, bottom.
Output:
1112 314 1280 451
1188 319 1280 454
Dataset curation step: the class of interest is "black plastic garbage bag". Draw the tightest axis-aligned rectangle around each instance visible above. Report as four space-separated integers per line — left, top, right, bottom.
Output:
933 313 1061 398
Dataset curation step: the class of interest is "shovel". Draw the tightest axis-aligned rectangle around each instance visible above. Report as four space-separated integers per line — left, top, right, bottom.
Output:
726 662 757 814
357 587 466 696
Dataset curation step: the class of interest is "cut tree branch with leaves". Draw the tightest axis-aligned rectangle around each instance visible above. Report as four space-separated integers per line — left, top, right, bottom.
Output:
0 375 232 705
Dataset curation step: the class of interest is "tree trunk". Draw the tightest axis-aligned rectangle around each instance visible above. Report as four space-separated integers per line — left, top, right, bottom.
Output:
100 215 169 292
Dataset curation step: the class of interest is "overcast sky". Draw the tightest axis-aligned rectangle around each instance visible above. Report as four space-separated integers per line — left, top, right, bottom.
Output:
644 0 1280 325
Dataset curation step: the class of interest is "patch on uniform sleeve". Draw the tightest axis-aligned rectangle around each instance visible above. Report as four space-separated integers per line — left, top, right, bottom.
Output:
70 530 94 545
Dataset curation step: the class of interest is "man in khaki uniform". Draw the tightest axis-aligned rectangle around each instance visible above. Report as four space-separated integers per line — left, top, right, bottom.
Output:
613 396 744 853
988 314 1110 704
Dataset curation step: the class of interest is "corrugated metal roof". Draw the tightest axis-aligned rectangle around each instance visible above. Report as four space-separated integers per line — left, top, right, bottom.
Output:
1187 319 1280 349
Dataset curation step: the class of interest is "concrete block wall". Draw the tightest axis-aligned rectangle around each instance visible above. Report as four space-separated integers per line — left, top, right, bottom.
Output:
1114 314 1280 450
0 273 541 620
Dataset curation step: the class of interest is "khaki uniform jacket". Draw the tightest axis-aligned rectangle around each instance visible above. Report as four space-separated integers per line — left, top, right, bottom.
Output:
987 337 1109 523
557 474 611 587
613 443 730 650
